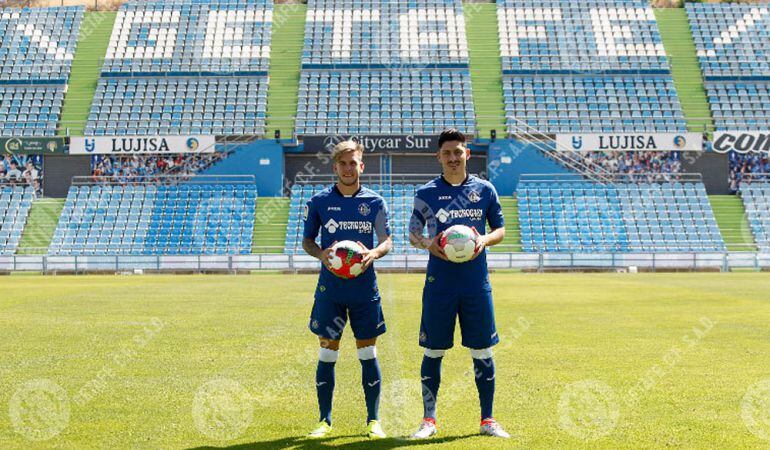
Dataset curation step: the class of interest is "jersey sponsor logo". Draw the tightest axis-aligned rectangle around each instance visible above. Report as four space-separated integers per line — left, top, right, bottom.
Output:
358 202 371 216
435 208 484 224
324 218 373 234
327 206 341 211
324 219 339 233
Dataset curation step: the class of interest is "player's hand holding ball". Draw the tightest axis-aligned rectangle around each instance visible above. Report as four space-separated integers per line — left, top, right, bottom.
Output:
326 240 367 279
439 225 483 263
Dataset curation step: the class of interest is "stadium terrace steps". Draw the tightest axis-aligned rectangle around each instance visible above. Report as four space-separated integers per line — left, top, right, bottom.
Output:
490 197 520 252
252 197 289 254
655 8 714 134
465 2 506 136
709 195 756 252
59 11 116 137
266 4 306 137
17 198 64 255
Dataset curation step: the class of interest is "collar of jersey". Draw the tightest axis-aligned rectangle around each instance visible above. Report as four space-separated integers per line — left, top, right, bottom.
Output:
440 174 470 187
333 184 362 198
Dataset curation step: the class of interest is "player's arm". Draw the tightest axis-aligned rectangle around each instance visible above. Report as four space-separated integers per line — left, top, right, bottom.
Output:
302 200 334 270
472 184 506 256
302 237 334 270
359 199 394 270
409 196 448 260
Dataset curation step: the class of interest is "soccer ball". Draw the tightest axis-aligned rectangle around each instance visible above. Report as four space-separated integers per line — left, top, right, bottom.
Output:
328 240 366 279
439 225 478 263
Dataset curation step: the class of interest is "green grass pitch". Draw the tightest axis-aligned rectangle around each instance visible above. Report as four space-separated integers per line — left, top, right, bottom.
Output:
1 273 770 449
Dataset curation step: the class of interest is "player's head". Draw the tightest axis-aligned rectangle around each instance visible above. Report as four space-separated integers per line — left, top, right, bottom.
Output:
437 128 470 177
332 140 365 187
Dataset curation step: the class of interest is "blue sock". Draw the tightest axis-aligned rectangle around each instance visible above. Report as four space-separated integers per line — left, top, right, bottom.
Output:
473 357 495 420
358 346 381 422
421 351 444 419
316 349 337 425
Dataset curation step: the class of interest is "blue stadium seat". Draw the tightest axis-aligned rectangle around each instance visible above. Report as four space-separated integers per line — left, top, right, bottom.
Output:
518 180 725 252
48 182 257 256
0 186 34 255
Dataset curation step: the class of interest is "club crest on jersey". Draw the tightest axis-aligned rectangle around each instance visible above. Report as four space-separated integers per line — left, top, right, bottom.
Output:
358 202 371 217
324 219 339 233
467 191 481 203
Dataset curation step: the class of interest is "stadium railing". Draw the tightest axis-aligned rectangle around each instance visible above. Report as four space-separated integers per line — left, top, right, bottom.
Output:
3 251 770 273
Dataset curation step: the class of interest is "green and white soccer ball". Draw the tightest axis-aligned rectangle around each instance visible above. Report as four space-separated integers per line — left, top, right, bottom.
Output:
439 225 478 263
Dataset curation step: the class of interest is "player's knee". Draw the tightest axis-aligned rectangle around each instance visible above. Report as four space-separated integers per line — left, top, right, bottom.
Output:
319 347 339 363
357 345 377 360
319 337 340 351
470 347 493 360
424 348 446 358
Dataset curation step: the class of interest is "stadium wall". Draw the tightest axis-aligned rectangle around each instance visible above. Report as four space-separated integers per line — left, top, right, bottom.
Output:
199 141 284 197
682 152 730 194
488 139 575 196
42 156 91 198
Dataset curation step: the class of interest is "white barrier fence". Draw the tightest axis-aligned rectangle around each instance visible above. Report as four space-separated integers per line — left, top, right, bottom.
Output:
1 252 770 273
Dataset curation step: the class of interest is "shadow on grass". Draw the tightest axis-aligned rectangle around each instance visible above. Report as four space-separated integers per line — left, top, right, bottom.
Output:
190 433 476 449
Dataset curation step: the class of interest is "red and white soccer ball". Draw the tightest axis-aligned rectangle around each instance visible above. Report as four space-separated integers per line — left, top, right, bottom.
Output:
328 240 366 279
439 225 478 263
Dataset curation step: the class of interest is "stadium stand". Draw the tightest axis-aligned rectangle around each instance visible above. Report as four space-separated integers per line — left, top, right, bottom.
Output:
295 0 476 135
296 70 475 134
687 3 770 130
0 185 33 255
578 151 682 176
498 0 686 134
91 152 229 181
85 0 271 136
518 177 725 252
49 180 256 256
728 152 770 193
704 81 770 130
738 182 770 252
284 183 419 255
503 76 685 133
0 6 83 136
85 77 268 136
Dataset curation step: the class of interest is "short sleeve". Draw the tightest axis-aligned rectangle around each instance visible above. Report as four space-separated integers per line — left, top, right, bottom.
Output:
375 197 391 240
409 190 427 237
302 198 321 240
486 184 505 230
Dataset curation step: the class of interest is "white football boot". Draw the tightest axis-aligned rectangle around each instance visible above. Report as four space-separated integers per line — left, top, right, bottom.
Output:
479 418 510 438
411 418 437 439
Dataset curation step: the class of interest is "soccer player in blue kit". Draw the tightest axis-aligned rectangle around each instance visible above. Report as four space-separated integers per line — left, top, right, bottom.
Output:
408 129 510 439
302 140 393 439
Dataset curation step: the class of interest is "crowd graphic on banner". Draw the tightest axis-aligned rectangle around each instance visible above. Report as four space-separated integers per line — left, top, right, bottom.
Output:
728 151 770 192
0 154 43 196
576 151 683 178
91 152 230 182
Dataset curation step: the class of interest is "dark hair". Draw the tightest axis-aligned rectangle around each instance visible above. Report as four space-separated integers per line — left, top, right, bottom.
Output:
438 128 466 149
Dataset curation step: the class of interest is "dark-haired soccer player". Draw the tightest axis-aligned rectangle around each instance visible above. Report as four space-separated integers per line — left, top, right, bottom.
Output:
302 140 392 439
408 129 510 439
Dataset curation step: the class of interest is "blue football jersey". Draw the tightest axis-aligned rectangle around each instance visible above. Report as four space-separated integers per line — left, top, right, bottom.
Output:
409 175 504 293
303 185 391 301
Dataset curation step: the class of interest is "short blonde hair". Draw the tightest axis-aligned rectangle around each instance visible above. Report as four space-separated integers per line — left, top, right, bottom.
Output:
332 140 364 162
